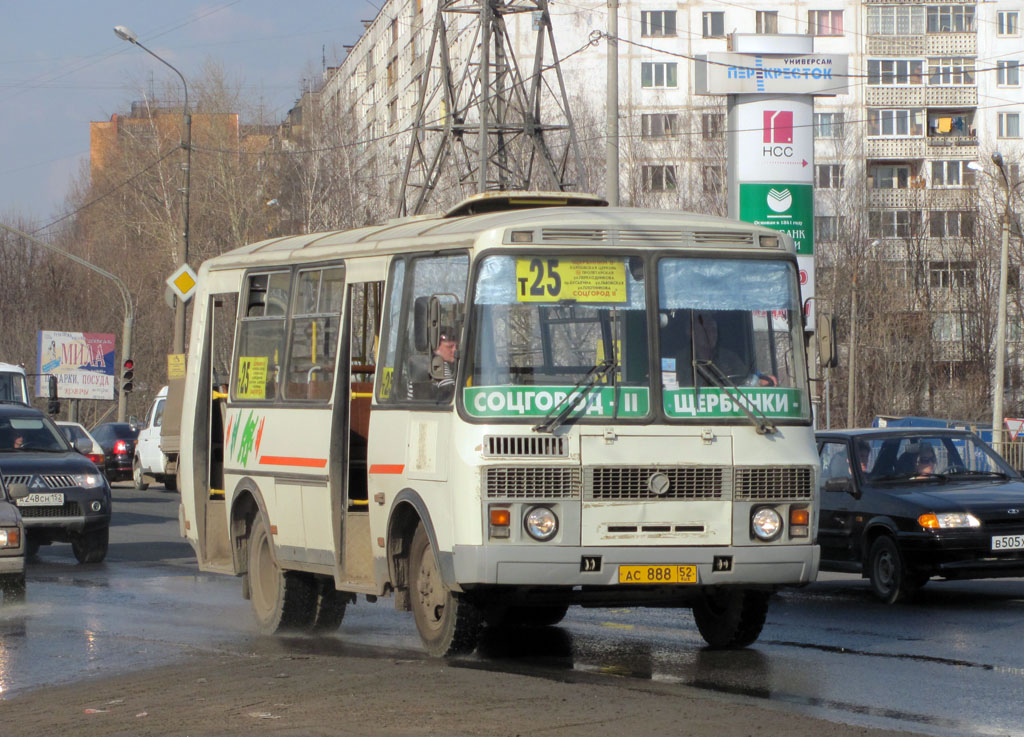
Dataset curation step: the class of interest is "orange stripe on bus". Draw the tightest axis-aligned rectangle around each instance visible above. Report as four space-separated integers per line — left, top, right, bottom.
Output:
259 456 328 468
369 464 405 475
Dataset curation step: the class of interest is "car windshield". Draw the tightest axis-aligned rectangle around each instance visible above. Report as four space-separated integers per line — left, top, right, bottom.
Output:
855 434 1013 482
0 416 70 452
465 254 809 424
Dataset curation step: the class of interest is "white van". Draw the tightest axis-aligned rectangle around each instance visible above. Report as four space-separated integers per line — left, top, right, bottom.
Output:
134 386 176 490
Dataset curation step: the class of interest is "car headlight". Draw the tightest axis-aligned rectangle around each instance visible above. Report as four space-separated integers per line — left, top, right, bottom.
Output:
524 506 558 542
918 512 981 529
751 507 783 541
73 473 106 489
0 527 20 548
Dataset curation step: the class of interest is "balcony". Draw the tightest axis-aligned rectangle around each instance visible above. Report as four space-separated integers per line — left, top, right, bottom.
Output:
926 188 977 210
926 86 977 107
866 138 926 159
866 37 926 56
926 135 978 152
866 87 925 107
868 188 929 208
927 33 976 56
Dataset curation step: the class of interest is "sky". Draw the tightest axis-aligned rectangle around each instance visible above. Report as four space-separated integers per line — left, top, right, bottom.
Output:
0 0 380 225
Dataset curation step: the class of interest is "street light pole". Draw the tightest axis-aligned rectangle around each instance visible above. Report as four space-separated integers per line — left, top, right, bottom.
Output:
114 25 191 356
0 222 135 422
992 151 1011 451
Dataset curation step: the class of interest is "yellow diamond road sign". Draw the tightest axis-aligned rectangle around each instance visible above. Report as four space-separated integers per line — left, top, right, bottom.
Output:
167 264 198 303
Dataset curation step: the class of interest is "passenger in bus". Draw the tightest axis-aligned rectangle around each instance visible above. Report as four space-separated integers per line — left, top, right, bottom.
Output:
406 332 458 401
666 311 772 387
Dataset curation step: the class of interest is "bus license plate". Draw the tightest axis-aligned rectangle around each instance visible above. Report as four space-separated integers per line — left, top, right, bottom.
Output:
618 565 697 584
16 493 64 507
992 534 1024 551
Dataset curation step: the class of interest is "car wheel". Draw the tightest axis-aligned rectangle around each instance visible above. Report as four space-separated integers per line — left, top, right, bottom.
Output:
133 458 150 490
247 515 315 634
409 523 482 657
692 588 770 649
71 526 109 564
1 573 26 603
868 535 916 604
24 535 40 558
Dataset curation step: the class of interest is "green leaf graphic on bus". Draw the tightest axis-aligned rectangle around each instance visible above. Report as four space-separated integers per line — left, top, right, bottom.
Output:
663 388 803 418
236 411 265 467
464 386 648 418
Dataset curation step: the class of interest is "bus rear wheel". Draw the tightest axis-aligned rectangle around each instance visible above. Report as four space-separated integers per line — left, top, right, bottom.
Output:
311 578 349 632
485 604 569 629
409 524 481 657
692 588 770 649
248 515 315 634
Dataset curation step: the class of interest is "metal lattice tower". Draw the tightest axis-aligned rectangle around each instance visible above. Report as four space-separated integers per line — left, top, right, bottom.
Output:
396 0 586 216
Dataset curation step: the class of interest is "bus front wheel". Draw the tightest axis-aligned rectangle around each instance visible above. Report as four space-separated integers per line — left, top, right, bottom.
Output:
409 524 481 657
692 588 770 649
247 515 315 634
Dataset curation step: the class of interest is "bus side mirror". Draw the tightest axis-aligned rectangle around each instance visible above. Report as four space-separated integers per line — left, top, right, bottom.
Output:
817 314 839 369
47 375 60 416
413 296 430 352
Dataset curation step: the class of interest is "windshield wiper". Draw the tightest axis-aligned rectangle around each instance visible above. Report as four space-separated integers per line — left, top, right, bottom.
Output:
948 469 1011 480
533 359 616 434
694 360 776 435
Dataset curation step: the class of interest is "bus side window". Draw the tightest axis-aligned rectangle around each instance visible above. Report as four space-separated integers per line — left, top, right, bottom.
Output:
235 271 290 401
284 265 344 401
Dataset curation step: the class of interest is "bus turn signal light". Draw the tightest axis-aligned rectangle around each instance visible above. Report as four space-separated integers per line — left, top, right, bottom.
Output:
489 507 511 539
789 507 809 538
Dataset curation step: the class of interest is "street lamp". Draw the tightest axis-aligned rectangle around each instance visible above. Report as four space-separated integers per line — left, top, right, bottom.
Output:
114 25 192 357
967 155 1011 449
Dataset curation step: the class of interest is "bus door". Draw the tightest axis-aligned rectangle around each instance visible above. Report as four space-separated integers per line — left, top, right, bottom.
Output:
333 276 383 587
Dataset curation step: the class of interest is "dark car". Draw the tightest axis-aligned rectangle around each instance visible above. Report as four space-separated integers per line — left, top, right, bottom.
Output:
0 404 112 563
91 422 140 483
816 428 1024 603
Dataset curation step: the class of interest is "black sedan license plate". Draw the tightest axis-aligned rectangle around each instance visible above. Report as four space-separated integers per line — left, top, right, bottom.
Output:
618 565 697 584
992 535 1024 551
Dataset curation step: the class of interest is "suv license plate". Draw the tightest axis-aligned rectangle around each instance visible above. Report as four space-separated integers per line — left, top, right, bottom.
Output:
17 493 65 507
618 565 697 584
992 534 1024 551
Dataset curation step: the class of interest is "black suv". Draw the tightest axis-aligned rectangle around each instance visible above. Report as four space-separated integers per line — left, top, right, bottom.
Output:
0 404 112 563
90 422 139 483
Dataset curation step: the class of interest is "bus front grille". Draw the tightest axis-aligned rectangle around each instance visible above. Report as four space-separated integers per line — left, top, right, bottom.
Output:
483 435 568 458
484 467 581 499
585 467 726 500
734 466 814 500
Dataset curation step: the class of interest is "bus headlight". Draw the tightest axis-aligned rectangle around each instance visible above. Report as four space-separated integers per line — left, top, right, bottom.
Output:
751 507 782 541
524 506 558 542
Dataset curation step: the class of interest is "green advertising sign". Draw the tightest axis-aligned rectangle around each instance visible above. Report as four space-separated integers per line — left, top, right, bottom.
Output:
739 183 814 256
663 387 805 419
464 386 649 419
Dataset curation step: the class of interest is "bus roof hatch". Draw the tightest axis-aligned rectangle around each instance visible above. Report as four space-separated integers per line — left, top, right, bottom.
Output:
444 191 608 218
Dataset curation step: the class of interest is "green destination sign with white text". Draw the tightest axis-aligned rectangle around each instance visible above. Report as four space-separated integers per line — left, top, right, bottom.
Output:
464 386 649 419
663 387 805 419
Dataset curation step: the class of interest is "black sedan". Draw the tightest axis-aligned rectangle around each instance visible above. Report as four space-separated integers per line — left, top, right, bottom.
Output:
817 428 1024 603
90 422 139 483
0 404 112 563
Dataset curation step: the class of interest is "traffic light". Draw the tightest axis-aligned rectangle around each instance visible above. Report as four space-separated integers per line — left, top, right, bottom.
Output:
121 358 134 394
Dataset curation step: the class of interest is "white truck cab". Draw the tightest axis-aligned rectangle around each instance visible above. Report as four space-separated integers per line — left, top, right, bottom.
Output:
134 385 177 490
0 364 30 406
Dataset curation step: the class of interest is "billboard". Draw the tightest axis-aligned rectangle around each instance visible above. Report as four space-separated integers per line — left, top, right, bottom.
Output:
36 331 116 400
705 53 848 95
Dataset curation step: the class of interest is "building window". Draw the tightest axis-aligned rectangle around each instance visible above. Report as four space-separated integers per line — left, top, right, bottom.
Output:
701 112 725 140
927 57 975 85
872 165 911 189
387 56 398 87
869 210 918 238
927 5 975 33
815 164 845 189
927 112 973 137
703 11 725 38
808 10 843 36
641 10 677 37
929 262 976 289
868 59 924 85
867 6 925 35
756 11 778 34
998 112 1021 138
999 11 1020 36
998 61 1021 86
643 165 678 192
389 17 398 44
814 112 844 138
815 215 843 242
641 62 678 88
929 211 975 238
702 164 725 193
387 98 398 127
931 160 976 187
641 113 680 138
868 109 924 137
932 313 967 342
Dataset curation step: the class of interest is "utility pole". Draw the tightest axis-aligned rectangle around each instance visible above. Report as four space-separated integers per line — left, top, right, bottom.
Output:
606 0 619 206
397 0 586 216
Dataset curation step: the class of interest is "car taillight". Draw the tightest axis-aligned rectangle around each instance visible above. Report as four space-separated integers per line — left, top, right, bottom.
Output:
114 440 128 454
88 453 105 465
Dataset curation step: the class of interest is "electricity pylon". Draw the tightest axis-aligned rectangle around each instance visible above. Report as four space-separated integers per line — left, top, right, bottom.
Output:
396 0 586 216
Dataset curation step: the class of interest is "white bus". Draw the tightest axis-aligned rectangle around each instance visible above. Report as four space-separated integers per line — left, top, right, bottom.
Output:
178 193 820 656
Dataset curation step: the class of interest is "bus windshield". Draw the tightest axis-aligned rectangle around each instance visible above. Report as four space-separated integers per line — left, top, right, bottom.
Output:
465 253 808 424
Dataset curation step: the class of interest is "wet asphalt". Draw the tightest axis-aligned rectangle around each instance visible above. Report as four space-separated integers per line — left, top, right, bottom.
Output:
3 482 1024 737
